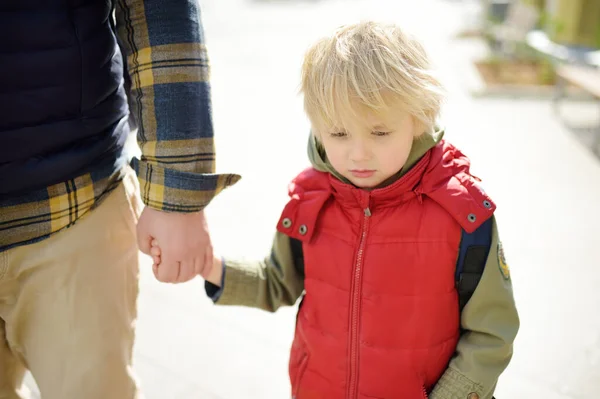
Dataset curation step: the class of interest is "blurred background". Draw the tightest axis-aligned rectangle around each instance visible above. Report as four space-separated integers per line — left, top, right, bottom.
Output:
28 0 600 397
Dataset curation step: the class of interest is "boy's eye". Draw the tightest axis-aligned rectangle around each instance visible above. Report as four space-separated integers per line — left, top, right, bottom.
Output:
372 131 391 136
330 132 347 138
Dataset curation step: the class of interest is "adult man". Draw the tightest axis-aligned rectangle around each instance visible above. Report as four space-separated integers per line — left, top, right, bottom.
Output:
0 1 238 398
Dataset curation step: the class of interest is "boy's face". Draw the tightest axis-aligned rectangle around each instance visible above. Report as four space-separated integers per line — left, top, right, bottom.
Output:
318 107 420 189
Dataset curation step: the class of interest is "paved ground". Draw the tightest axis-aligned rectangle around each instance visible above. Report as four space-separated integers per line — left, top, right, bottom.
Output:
25 0 600 397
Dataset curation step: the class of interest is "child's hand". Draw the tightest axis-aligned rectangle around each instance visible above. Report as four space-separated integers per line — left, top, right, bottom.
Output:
150 239 213 282
150 239 162 272
150 240 165 280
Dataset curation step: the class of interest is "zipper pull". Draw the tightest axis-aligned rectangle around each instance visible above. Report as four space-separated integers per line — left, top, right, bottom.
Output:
361 192 371 217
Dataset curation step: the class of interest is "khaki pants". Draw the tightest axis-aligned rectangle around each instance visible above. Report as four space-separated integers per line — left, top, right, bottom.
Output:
0 170 142 399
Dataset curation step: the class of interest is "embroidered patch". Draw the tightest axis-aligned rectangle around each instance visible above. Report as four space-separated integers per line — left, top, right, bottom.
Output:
497 241 510 280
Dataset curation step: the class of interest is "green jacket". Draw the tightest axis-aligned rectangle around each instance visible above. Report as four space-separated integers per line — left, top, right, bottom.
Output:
211 131 519 399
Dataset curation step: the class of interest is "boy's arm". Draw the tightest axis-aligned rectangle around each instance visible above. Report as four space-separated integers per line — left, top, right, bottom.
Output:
115 0 239 212
204 232 305 312
430 216 519 399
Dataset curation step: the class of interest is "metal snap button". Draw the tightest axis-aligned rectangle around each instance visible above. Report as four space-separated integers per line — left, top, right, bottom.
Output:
468 213 477 223
299 224 308 235
282 218 292 228
483 200 491 209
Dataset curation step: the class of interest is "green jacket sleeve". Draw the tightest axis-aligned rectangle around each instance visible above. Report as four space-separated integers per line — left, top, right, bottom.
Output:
430 216 520 399
215 232 305 312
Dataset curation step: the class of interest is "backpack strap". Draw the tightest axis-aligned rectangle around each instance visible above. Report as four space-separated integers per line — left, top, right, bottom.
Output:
455 216 494 313
289 237 305 277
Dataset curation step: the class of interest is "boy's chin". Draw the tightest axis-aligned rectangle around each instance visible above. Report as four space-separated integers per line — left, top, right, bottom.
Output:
348 177 385 190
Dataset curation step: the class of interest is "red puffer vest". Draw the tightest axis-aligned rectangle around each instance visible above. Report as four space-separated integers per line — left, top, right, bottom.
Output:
277 140 495 399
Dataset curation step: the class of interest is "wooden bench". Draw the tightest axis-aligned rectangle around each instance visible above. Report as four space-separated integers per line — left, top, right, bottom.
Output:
527 30 600 67
554 64 600 154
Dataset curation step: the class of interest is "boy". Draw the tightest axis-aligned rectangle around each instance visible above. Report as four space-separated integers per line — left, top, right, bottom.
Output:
152 21 519 399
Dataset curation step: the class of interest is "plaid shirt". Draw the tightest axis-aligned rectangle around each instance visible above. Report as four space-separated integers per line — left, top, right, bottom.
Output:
0 0 240 252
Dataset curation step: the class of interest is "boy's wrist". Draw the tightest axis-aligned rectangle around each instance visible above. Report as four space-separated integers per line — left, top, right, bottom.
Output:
205 256 224 286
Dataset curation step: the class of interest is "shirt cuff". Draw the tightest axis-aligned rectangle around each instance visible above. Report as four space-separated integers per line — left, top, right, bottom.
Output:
204 258 226 302
429 367 486 399
131 157 240 212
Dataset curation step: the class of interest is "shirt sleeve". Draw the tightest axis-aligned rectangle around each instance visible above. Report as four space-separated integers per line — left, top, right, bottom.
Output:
430 216 520 399
115 0 240 212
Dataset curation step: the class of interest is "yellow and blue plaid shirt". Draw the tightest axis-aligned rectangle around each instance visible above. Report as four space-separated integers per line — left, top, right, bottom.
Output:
0 0 240 252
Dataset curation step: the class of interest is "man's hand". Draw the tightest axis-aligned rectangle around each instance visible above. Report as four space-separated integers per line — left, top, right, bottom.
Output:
150 244 223 285
137 207 213 283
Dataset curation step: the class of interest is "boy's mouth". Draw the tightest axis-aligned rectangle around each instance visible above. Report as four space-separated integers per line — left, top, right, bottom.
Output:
350 169 376 178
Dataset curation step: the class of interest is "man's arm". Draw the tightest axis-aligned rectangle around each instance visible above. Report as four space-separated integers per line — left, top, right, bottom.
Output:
114 0 240 283
115 0 239 212
430 216 520 399
205 232 305 312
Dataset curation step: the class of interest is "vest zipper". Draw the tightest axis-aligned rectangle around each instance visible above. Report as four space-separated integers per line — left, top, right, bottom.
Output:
347 204 371 399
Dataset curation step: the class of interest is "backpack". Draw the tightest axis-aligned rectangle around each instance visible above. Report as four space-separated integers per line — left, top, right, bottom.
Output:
455 216 494 312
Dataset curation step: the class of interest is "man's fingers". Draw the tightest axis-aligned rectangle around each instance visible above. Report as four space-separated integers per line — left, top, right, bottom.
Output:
136 209 153 255
137 232 152 255
200 245 214 278
177 260 195 283
193 246 212 278
194 255 204 277
156 260 180 283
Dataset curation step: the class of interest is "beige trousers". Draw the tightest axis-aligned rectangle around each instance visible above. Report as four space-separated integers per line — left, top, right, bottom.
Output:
0 170 142 399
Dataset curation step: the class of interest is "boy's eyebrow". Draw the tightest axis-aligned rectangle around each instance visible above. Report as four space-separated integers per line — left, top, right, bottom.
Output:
371 124 390 130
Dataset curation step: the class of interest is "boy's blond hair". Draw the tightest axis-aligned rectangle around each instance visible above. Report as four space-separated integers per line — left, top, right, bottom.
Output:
301 21 444 135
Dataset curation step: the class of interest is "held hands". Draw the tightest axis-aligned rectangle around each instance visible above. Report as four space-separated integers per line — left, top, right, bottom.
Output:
136 207 213 283
150 240 223 286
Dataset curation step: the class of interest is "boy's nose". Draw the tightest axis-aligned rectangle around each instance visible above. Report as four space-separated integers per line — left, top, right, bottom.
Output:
349 141 371 162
